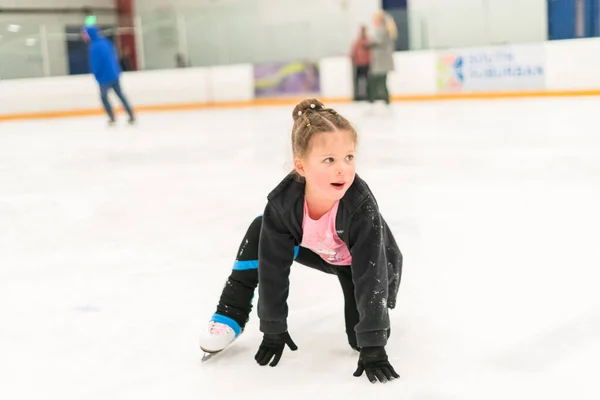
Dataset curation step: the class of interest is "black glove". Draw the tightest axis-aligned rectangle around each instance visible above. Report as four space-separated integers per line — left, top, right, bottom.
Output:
353 346 400 383
254 332 298 367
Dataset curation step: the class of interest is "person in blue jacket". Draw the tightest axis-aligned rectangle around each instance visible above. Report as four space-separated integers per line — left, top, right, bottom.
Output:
82 25 136 125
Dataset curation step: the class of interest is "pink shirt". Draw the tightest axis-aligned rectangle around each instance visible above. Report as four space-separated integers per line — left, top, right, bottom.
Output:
300 199 352 266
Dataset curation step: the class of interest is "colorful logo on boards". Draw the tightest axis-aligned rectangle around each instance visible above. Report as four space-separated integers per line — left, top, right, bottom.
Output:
437 54 463 91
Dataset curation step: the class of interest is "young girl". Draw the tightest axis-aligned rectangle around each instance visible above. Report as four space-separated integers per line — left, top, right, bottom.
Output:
200 99 403 384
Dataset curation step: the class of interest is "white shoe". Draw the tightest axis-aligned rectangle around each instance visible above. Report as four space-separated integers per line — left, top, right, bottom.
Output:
200 322 236 353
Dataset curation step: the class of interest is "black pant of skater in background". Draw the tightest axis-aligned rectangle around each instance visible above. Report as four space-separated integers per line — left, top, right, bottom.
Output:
354 65 370 101
368 73 390 104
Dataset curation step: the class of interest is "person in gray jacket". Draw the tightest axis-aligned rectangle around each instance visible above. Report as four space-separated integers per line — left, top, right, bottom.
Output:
368 11 397 105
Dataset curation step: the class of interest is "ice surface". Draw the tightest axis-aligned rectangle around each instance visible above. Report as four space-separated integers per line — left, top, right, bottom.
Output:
1 98 600 399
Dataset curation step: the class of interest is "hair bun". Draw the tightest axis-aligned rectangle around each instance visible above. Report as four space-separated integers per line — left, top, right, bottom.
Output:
292 98 326 121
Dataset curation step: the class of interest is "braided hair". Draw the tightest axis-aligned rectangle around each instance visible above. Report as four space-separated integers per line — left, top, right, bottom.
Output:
291 99 358 158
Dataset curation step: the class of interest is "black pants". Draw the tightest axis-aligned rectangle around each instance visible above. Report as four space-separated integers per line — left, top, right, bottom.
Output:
354 65 370 101
214 216 360 348
368 73 390 104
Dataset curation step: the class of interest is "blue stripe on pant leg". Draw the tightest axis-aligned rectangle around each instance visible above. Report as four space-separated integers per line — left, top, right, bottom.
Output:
232 260 258 270
232 246 299 270
230 245 300 321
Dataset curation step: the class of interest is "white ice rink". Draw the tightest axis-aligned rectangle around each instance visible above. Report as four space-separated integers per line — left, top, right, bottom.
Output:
1 98 600 400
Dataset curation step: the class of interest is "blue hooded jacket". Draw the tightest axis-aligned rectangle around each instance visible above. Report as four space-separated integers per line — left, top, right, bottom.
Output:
84 26 121 85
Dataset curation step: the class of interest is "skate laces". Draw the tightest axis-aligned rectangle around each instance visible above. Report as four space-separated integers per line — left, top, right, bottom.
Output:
209 322 233 335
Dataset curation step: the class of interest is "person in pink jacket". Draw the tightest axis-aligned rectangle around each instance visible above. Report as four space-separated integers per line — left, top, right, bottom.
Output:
351 26 371 101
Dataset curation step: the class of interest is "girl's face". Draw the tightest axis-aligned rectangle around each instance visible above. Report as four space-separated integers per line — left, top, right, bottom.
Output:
294 130 356 204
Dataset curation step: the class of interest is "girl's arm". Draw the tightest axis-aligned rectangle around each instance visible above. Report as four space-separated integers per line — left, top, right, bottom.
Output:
348 198 391 348
257 203 296 335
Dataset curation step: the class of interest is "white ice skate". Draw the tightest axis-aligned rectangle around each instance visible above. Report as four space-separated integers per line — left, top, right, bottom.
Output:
200 321 238 361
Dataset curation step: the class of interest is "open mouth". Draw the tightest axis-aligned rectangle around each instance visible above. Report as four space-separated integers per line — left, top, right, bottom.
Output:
331 182 345 190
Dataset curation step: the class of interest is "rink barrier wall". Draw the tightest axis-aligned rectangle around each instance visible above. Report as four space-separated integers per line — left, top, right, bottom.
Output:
2 38 600 122
4 90 600 122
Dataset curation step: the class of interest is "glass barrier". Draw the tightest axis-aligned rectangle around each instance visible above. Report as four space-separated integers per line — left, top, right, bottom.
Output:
408 1 547 50
0 3 549 80
0 21 46 80
0 16 120 80
137 4 357 70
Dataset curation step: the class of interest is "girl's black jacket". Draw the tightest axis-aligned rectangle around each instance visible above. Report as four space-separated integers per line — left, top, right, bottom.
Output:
257 173 403 348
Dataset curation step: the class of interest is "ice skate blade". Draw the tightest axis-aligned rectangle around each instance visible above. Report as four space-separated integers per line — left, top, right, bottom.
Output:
201 349 222 362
